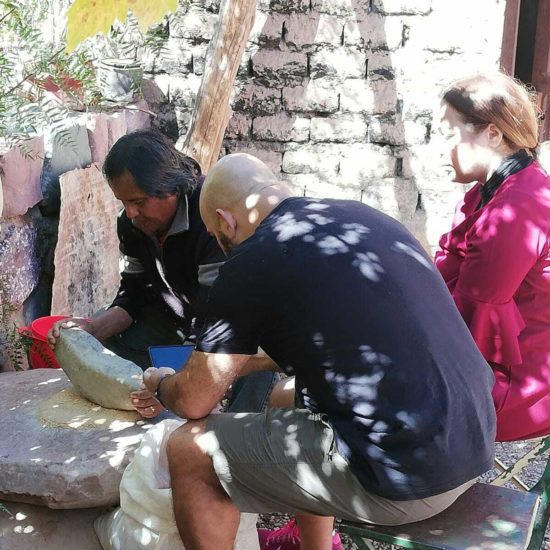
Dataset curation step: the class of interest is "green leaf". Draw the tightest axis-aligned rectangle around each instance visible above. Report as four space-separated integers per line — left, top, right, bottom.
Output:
66 0 178 52
128 0 177 31
66 0 128 52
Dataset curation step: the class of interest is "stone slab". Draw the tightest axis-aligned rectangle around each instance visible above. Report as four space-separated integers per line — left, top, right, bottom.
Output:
55 328 143 410
51 165 120 317
0 137 44 218
0 502 106 550
0 369 166 509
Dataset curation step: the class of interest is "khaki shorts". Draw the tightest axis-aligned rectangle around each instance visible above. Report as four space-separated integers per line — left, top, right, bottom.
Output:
204 408 474 525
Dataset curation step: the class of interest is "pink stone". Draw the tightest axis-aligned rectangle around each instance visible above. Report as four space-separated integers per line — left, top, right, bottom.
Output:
86 112 110 164
107 111 128 150
0 137 44 218
124 100 153 133
51 165 120 317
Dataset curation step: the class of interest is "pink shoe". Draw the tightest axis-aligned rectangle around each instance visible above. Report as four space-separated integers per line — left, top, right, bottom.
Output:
257 518 344 550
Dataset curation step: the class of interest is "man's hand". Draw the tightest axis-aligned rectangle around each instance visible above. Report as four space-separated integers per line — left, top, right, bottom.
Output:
47 317 93 349
131 367 175 419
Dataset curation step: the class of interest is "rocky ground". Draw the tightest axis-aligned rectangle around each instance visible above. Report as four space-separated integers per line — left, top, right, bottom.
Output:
257 439 550 549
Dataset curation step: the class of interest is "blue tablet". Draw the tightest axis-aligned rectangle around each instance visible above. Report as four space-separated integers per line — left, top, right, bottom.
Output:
148 344 194 372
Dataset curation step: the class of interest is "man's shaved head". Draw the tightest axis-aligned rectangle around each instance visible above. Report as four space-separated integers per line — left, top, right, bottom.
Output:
200 153 279 216
199 153 291 251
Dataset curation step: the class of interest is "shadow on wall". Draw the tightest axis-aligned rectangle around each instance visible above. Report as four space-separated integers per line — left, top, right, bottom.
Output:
222 0 429 251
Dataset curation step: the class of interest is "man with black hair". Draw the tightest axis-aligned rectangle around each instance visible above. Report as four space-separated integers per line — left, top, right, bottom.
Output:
49 129 274 417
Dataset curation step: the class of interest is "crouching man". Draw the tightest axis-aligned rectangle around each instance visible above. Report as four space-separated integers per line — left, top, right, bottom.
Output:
133 153 496 550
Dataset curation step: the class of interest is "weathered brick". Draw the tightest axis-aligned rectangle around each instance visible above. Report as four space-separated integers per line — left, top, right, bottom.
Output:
141 38 193 74
279 173 306 197
223 141 283 173
372 0 432 16
310 114 368 143
233 83 282 115
285 13 343 50
339 78 398 114
251 50 308 87
169 6 217 40
368 116 428 146
306 179 363 200
260 0 310 13
253 113 310 142
282 173 362 200
339 144 396 179
310 48 367 80
225 113 252 140
282 79 339 113
344 13 404 50
309 0 356 17
190 44 208 75
253 13 285 48
282 144 340 174
160 74 202 108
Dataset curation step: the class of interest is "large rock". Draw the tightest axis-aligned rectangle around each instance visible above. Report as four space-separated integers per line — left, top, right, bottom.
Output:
0 502 106 550
0 369 163 508
0 137 44 218
55 328 143 410
51 164 120 317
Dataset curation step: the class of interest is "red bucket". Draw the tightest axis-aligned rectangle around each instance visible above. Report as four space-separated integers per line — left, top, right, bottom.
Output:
19 315 69 369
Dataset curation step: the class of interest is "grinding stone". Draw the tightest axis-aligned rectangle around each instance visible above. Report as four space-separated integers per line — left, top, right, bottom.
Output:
55 328 143 410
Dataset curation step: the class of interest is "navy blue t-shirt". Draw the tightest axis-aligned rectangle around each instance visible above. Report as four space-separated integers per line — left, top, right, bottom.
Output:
197 197 496 500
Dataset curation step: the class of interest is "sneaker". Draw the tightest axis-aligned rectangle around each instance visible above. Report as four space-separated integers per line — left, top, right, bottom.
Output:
257 518 344 550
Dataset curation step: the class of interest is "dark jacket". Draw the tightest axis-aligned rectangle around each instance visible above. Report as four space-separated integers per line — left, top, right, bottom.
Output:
110 181 225 336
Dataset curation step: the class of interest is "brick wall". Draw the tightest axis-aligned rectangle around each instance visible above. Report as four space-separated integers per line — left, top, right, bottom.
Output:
146 0 506 251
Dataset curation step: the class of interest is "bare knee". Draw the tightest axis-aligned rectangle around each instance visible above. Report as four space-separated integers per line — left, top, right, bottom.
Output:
167 420 207 472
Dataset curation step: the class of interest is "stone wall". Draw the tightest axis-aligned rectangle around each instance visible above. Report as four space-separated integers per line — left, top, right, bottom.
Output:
145 0 506 251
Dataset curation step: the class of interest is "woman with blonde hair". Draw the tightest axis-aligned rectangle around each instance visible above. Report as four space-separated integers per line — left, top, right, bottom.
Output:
435 72 550 441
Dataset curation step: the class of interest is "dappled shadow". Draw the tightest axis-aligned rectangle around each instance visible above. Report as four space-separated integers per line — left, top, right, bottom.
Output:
0 369 159 508
435 172 550 441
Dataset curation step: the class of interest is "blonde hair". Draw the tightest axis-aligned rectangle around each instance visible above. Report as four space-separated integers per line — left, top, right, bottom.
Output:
442 73 539 154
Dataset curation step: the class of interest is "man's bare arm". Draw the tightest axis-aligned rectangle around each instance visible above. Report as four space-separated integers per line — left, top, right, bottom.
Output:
140 350 254 419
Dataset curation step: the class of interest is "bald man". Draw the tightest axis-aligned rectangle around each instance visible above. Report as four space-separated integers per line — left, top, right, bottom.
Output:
134 153 496 550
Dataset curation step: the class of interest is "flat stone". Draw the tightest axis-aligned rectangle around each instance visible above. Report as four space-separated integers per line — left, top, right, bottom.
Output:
0 137 44 218
51 165 120 317
55 328 143 410
0 369 163 508
0 502 106 550
86 112 110 164
48 117 92 178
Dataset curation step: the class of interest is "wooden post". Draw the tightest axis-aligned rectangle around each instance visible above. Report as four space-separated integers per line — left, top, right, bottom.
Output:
500 0 521 75
182 0 256 173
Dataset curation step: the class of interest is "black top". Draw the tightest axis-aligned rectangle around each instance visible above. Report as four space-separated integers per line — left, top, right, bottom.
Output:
110 181 225 336
197 197 496 500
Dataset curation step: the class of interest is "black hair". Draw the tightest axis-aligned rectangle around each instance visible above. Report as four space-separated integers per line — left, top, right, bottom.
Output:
103 128 202 198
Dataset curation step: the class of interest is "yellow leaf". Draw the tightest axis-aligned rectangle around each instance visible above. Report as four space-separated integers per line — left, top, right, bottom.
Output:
127 0 178 31
66 0 128 52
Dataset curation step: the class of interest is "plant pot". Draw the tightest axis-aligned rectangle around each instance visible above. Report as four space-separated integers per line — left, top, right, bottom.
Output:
96 58 143 103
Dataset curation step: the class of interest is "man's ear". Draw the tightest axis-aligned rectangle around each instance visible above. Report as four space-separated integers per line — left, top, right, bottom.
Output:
215 209 237 236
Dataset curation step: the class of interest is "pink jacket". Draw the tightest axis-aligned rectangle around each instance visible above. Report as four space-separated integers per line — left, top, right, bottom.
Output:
435 162 550 441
